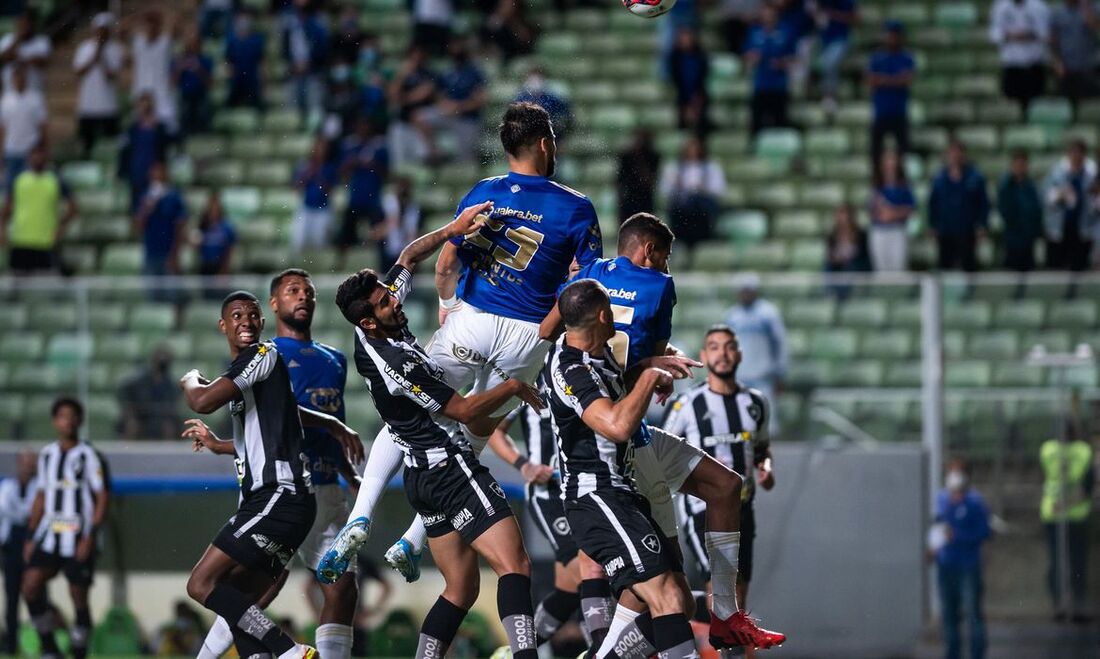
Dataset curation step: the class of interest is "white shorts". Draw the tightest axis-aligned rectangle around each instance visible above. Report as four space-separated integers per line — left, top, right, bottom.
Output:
296 483 356 573
425 302 550 417
633 427 707 538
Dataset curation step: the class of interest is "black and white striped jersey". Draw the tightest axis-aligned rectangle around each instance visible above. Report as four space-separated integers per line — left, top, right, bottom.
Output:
30 441 106 557
662 382 770 513
352 265 468 469
508 395 559 499
544 337 637 501
222 341 311 496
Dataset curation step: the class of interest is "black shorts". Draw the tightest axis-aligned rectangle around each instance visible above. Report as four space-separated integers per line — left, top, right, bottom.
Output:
526 486 578 565
9 248 54 273
213 486 316 579
682 500 755 583
565 490 676 595
28 548 96 586
404 452 514 544
336 205 384 247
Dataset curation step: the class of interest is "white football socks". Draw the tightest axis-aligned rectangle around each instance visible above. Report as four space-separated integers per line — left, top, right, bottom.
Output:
348 426 404 523
197 616 234 659
315 623 353 659
706 531 741 619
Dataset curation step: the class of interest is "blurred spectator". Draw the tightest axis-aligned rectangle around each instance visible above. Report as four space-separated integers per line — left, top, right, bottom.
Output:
928 140 990 272
867 20 914 166
195 190 236 279
0 64 46 190
282 0 330 122
825 203 871 277
437 40 487 163
355 31 387 83
1039 428 1094 621
868 150 915 271
723 272 787 432
130 9 178 132
74 13 124 159
816 0 858 116
1050 0 1100 114
659 135 726 249
412 0 453 57
338 118 389 266
989 0 1050 114
122 93 170 213
388 46 439 166
118 346 182 440
379 175 422 271
514 66 573 139
135 160 188 285
778 0 816 96
997 149 1044 271
174 32 214 138
0 143 76 275
617 128 661 222
323 64 366 139
745 3 797 137
224 9 266 111
198 0 234 39
667 27 710 134
1042 138 1096 270
931 458 991 659
332 5 365 66
291 139 338 253
0 11 51 93
0 451 36 655
717 0 762 54
154 600 206 656
481 0 538 63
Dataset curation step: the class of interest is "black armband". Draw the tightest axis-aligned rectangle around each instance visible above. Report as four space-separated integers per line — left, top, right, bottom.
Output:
512 455 529 470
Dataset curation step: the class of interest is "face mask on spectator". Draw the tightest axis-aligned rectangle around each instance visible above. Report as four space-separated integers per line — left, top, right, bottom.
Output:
945 470 968 492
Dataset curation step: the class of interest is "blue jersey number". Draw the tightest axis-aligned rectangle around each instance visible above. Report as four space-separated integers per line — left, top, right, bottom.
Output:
466 217 545 271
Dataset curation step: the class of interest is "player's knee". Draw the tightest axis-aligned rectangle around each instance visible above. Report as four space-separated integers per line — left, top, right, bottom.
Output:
493 550 531 577
185 572 214 605
705 467 742 505
643 578 686 617
442 574 480 610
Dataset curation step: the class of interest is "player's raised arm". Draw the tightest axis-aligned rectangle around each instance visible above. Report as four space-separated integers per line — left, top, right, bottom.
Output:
179 370 239 414
397 200 492 272
578 367 671 443
442 378 542 425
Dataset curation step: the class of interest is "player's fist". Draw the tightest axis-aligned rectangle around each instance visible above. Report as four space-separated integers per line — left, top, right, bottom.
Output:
511 380 544 410
521 462 554 485
450 200 494 238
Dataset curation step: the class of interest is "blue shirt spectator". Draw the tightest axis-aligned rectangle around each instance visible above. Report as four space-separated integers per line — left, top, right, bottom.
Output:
929 166 990 236
935 487 991 570
295 160 338 209
123 94 169 212
745 21 797 92
282 8 329 73
440 56 486 121
871 184 915 227
819 0 857 44
198 209 236 274
225 18 265 85
341 126 389 211
515 68 573 138
176 51 212 100
868 46 915 119
140 187 187 263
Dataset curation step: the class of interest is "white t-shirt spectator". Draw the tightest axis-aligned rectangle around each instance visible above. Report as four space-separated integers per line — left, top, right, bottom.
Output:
413 0 453 26
659 159 728 199
131 32 176 125
73 38 125 118
0 32 51 92
0 87 47 156
989 0 1050 66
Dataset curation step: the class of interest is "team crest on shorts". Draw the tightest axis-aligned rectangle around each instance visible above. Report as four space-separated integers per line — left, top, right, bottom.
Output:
552 516 571 535
641 534 662 554
489 482 506 499
452 345 487 364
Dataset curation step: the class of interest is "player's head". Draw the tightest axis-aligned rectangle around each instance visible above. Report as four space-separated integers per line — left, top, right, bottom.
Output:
334 269 408 335
51 396 84 441
619 212 675 273
702 324 741 380
220 291 265 352
270 268 316 333
500 102 556 178
16 449 36 481
559 278 615 344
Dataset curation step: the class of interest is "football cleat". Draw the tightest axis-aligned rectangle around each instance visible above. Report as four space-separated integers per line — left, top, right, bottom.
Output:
315 516 370 584
709 611 785 650
384 537 423 583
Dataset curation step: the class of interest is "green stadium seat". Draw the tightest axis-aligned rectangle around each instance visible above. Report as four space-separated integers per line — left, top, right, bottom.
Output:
945 361 992 387
789 241 825 270
1028 97 1073 126
935 3 978 29
129 306 175 333
834 360 884 387
798 183 845 210
138 333 193 359
992 363 1044 387
968 330 1020 359
786 328 810 357
1003 125 1048 151
10 365 70 393
943 300 991 329
222 186 262 218
888 5 930 27
754 128 801 161
912 127 949 152
884 361 922 387
77 188 116 215
838 299 889 328
213 108 261 133
785 298 836 327
861 329 914 358
0 335 44 362
952 76 998 99
198 160 245 186
46 334 94 364
735 241 790 271
60 245 98 274
716 210 768 243
1047 300 1097 329
1022 330 1073 353
809 328 858 359
183 303 221 332
690 243 738 271
94 333 142 363
591 107 637 131
773 210 821 238
944 330 966 359
60 161 104 189
186 135 228 160
274 134 313 158
927 99 975 124
262 109 300 133
995 299 1045 328
787 360 833 389
246 161 293 187
261 189 299 216
100 245 143 275
750 182 798 209
805 128 850 156
955 125 998 151
27 303 78 332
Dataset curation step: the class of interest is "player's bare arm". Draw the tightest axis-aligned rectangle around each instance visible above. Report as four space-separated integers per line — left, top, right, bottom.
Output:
22 489 44 562
179 370 240 415
488 415 553 485
442 378 542 425
298 407 365 463
182 418 234 455
581 367 672 443
78 486 109 561
398 200 493 271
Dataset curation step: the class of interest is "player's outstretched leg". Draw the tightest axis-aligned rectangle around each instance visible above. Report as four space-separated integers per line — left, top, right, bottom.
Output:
384 535 424 583
534 559 580 646
199 570 287 658
470 516 538 659
317 427 405 583
577 552 615 651
681 458 784 650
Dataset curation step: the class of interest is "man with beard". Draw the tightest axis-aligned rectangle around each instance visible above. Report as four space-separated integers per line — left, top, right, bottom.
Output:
663 325 777 657
197 269 362 659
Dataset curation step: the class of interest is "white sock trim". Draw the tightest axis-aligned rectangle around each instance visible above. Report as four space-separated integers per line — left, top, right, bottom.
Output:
706 531 741 619
198 616 234 659
348 426 404 522
316 623 354 659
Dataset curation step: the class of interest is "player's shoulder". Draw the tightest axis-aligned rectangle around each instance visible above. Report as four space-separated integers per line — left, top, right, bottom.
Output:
314 341 347 362
741 384 770 407
547 180 590 201
469 174 509 191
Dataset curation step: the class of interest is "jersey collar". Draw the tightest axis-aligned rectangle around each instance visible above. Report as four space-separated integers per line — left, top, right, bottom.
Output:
506 171 547 184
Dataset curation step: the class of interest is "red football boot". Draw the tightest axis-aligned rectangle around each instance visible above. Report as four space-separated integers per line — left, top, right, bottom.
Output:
709 611 786 650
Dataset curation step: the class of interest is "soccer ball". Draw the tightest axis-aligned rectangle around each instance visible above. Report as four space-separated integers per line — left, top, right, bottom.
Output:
623 0 678 18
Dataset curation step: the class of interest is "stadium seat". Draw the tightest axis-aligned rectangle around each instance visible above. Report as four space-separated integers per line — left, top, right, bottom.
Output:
805 128 850 156
1028 97 1073 126
222 186 262 218
834 360 885 387
0 335 45 363
784 298 836 327
968 330 1020 359
129 306 175 333
27 303 79 332
945 361 992 387
46 334 94 364
60 161 104 189
773 210 822 238
995 299 1045 328
838 299 889 328
716 210 768 243
861 329 914 358
754 128 801 161
884 361 922 387
992 363 1044 387
1047 300 1097 329
100 245 143 275
810 328 859 359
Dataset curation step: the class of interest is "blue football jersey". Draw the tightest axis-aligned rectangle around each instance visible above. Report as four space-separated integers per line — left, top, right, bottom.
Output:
450 172 604 323
273 336 348 486
568 256 677 370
